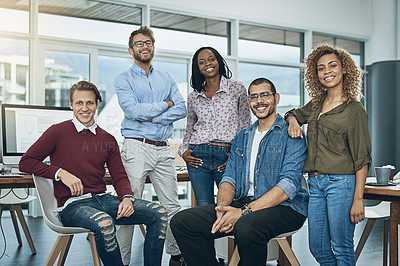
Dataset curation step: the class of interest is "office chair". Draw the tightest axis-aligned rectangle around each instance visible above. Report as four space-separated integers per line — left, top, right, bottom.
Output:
355 200 390 266
228 229 301 266
33 175 100 266
228 175 309 266
0 188 37 254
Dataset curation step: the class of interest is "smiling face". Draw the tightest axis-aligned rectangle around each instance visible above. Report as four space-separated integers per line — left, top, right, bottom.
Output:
317 53 346 90
197 49 220 79
248 83 280 120
70 90 98 127
129 33 154 65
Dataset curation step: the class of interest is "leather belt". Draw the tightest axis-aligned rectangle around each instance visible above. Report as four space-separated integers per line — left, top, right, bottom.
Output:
128 137 168 147
206 142 232 147
308 172 324 176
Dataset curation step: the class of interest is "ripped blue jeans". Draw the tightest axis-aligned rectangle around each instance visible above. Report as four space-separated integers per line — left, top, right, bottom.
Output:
60 193 167 266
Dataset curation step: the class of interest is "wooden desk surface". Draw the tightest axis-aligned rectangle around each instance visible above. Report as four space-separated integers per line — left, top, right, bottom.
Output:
364 183 400 201
0 171 190 189
0 175 36 189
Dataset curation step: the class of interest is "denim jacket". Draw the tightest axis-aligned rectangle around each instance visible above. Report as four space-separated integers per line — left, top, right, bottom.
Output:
220 114 309 216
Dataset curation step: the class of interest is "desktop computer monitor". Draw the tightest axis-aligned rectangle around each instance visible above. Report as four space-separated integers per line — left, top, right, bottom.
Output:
1 104 73 166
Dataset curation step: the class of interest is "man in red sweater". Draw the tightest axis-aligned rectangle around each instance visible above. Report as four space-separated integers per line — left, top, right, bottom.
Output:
19 81 166 266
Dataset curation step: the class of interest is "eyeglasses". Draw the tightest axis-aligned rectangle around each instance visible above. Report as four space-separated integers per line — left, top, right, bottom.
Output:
248 91 275 102
132 40 154 48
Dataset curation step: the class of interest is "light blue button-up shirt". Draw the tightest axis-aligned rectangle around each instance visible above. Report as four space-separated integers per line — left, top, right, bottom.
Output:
115 63 187 141
221 114 309 216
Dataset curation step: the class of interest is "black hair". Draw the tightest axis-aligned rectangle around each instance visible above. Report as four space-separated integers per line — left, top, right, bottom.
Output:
248 77 277 94
190 47 232 93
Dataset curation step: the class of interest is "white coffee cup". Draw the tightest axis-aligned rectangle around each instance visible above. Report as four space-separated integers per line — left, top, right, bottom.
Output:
375 167 391 185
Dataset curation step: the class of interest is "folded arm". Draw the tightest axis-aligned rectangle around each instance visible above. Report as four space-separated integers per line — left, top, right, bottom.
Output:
115 76 169 121
152 80 187 125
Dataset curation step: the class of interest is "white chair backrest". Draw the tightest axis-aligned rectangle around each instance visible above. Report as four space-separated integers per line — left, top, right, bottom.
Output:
32 175 64 228
33 175 91 235
364 201 390 218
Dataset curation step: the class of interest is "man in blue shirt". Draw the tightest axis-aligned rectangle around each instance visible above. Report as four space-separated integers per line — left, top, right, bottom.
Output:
171 78 308 266
115 26 187 266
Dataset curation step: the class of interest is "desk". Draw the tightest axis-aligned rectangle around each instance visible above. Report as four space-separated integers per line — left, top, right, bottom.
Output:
364 183 400 265
0 175 36 189
0 172 190 189
0 172 195 206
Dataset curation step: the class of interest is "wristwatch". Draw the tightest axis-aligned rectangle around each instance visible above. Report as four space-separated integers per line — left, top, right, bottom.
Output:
241 204 252 216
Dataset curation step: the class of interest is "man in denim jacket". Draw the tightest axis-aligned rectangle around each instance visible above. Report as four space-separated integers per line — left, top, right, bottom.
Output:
171 77 308 266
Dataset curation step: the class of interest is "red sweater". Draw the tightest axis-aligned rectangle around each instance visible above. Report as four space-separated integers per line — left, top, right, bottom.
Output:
19 120 134 207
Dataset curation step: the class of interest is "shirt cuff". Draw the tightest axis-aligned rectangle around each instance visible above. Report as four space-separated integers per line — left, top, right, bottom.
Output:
123 195 136 202
283 108 296 120
54 168 62 181
276 178 297 200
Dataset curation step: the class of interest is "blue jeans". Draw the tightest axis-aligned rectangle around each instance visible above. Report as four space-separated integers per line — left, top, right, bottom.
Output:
308 174 356 266
187 143 230 206
60 194 167 266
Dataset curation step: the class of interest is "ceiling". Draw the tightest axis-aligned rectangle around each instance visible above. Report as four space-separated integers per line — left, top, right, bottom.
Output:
1 0 360 53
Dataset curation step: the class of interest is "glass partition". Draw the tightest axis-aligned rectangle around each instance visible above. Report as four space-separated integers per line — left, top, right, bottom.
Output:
0 38 29 105
239 63 301 117
38 0 140 46
239 23 302 63
312 34 363 67
0 1 29 33
151 9 229 55
44 50 89 107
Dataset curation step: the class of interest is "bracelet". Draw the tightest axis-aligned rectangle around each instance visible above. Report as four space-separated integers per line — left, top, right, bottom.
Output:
244 203 253 213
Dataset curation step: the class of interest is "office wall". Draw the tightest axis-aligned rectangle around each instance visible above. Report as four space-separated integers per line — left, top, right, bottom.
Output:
365 0 398 65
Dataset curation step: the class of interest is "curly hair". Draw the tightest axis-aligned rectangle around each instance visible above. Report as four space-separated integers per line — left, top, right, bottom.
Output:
304 43 363 110
190 47 232 93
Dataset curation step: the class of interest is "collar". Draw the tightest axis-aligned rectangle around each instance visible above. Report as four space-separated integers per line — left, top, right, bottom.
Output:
131 62 153 76
194 76 229 98
72 116 97 135
319 93 348 114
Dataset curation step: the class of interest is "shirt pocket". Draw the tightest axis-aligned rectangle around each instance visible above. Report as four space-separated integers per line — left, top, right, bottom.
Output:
233 147 244 176
305 114 318 135
262 143 283 174
318 120 348 154
233 147 244 159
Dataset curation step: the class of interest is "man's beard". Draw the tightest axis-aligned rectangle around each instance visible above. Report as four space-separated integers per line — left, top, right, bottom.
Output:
134 50 154 64
251 102 276 120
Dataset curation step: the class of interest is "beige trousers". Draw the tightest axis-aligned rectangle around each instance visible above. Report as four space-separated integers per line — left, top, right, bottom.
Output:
116 138 181 265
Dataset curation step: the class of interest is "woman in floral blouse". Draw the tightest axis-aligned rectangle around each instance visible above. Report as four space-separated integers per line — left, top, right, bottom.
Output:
178 47 251 206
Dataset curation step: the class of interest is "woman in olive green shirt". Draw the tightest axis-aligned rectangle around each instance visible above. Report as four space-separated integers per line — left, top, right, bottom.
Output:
285 43 371 266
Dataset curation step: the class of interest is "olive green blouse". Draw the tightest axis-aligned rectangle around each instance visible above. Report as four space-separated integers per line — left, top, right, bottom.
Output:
285 95 371 174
